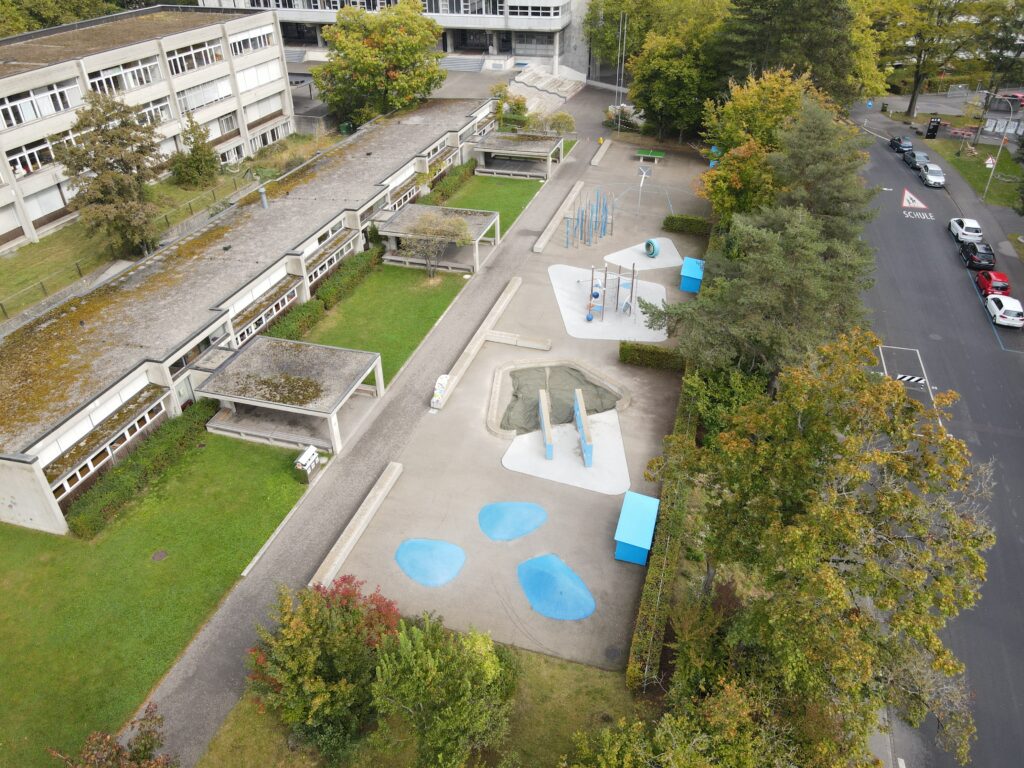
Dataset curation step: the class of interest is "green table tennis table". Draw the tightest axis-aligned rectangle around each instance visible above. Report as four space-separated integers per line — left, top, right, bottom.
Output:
636 149 666 163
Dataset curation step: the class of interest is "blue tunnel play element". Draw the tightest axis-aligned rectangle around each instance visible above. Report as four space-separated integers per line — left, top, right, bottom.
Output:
478 502 548 541
395 539 466 587
644 238 660 257
517 554 596 620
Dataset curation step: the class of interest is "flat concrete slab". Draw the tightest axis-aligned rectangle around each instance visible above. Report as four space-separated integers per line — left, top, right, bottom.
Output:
548 264 667 341
502 410 630 494
604 237 682 272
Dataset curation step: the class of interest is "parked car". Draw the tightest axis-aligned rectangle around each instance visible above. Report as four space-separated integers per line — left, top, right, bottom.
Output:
985 295 1024 328
976 270 1011 296
960 240 997 269
904 150 930 169
949 217 984 242
919 163 945 187
889 135 913 153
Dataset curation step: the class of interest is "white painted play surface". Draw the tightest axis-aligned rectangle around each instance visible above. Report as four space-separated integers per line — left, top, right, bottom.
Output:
547 264 668 341
501 409 630 495
603 237 682 272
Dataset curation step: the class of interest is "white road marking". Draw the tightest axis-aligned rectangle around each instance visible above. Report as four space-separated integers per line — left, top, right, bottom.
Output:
898 759 907 768
877 345 889 376
913 347 935 406
902 189 928 209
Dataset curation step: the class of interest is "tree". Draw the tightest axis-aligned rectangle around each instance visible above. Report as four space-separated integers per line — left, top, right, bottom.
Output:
547 111 576 135
372 616 517 768
642 206 872 376
0 0 116 35
582 0 670 67
701 70 828 154
398 210 471 278
975 0 1024 97
53 91 160 256
770 98 876 244
673 329 995 765
170 114 219 189
248 576 400 760
313 0 445 125
698 138 776 224
628 32 704 139
899 0 980 117
48 703 177 767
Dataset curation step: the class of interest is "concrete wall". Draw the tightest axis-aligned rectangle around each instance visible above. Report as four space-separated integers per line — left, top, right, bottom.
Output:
0 454 68 535
559 0 590 77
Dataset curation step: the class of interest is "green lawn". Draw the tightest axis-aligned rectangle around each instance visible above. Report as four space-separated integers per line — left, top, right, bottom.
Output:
198 649 644 768
926 137 1024 207
305 266 464 383
0 436 305 768
442 176 543 238
564 138 578 155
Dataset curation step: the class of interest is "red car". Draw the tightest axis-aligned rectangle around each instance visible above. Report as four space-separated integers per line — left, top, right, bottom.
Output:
976 270 1011 296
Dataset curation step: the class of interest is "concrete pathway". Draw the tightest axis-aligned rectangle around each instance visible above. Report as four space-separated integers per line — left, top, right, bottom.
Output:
146 86 613 767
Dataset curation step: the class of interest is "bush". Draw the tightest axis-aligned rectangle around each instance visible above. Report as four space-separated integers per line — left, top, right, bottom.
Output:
249 576 401 760
548 111 576 135
170 114 219 189
662 214 712 236
419 159 477 207
48 703 176 767
316 245 382 309
619 341 684 371
265 298 326 340
65 399 219 538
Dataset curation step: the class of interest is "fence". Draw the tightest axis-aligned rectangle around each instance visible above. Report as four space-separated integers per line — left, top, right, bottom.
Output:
0 251 110 320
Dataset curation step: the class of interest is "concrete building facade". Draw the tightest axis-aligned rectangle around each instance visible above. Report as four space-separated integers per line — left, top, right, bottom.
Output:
0 97 495 536
0 6 295 247
198 0 591 78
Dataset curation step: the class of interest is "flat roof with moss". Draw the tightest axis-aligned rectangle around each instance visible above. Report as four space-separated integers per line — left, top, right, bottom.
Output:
0 98 487 454
476 132 563 157
0 10 248 78
377 203 498 241
196 336 379 414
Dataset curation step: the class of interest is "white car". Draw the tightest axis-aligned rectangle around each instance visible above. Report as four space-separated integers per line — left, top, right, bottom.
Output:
949 217 984 242
919 164 945 188
986 295 1024 328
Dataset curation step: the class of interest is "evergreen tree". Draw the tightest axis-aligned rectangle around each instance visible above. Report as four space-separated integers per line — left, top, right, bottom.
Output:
170 113 219 189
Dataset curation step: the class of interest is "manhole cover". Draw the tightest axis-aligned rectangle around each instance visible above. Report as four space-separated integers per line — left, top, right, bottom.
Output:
604 644 623 662
151 550 168 561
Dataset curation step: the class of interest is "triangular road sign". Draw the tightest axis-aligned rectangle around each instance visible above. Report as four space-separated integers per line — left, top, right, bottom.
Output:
902 188 928 209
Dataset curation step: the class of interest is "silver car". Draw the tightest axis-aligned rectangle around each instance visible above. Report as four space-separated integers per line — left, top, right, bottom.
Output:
919 163 945 188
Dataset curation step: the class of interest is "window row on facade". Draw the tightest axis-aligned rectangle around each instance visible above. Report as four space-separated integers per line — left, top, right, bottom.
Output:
0 79 83 130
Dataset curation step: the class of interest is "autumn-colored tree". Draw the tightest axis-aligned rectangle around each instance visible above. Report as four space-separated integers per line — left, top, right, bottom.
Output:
313 0 445 125
53 91 160 255
398 210 472 278
372 616 517 768
698 139 775 224
673 329 994 765
248 576 400 759
701 69 829 154
48 703 176 767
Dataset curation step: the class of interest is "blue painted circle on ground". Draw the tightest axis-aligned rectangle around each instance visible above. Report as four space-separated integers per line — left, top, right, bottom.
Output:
478 502 547 541
517 554 596 621
395 539 466 587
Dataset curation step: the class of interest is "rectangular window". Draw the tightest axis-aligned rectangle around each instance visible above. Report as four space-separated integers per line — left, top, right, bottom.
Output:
166 39 224 77
244 92 283 125
0 78 83 129
236 59 283 93
4 131 77 177
229 24 275 56
219 144 244 164
88 56 161 96
175 76 233 113
218 113 238 135
137 96 171 126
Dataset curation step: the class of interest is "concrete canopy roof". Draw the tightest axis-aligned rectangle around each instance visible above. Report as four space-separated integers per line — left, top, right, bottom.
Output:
475 132 562 157
0 10 246 78
377 203 498 242
0 98 487 454
196 337 379 416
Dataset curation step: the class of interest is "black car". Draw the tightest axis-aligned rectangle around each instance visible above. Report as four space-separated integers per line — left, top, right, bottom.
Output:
959 241 997 269
889 135 913 153
904 150 930 169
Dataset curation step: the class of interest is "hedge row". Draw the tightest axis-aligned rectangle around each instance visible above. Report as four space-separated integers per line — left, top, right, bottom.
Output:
619 341 684 371
418 158 477 206
625 390 696 692
65 399 219 538
266 245 383 340
663 214 712 236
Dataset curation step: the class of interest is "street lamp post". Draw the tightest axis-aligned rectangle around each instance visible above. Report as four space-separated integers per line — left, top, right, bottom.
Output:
981 94 1015 202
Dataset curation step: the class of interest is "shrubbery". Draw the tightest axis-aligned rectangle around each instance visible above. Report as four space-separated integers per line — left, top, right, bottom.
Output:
65 399 218 538
418 159 477 206
662 214 712 236
265 298 325 340
619 341 684 371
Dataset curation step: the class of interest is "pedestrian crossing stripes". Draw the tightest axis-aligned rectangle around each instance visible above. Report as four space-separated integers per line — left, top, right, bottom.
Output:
895 374 926 384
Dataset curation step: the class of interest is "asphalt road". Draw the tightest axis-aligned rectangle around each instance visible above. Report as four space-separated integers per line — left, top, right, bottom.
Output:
856 111 1024 768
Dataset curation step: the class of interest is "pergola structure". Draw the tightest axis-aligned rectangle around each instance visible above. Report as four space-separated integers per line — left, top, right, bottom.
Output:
376 203 500 272
474 132 564 179
196 336 384 453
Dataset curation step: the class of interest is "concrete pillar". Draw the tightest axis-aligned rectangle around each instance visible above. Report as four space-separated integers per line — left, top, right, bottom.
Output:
559 140 564 162
446 29 455 52
494 216 501 244
387 234 398 253
546 153 552 178
316 24 325 48
373 358 386 397
0 455 68 536
327 411 343 453
553 30 560 75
